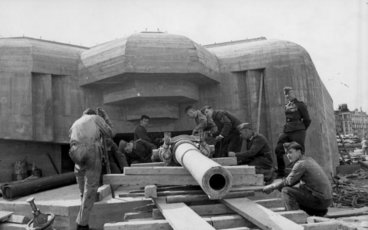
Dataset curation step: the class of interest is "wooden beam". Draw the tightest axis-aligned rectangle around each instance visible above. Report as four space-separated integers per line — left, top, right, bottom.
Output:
212 157 237 166
154 198 215 230
104 219 171 230
222 198 303 230
131 162 166 167
325 207 368 218
123 212 153 221
152 203 285 219
5 215 30 224
124 165 255 175
165 191 254 203
302 221 340 230
104 211 307 230
217 228 251 230
129 157 237 167
0 223 27 230
277 210 308 224
0 211 13 222
254 198 283 208
96 184 111 201
103 174 263 187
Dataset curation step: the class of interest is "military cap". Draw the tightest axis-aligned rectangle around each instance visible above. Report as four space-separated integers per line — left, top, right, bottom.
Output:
283 141 304 153
283 86 293 95
237 123 253 131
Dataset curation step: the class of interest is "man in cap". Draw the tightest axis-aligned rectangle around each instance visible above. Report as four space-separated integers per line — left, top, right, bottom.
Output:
229 123 275 184
275 87 311 177
119 139 153 164
263 142 332 216
202 106 242 157
69 108 112 230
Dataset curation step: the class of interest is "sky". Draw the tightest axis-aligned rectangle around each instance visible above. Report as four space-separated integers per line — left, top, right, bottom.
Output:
0 0 367 111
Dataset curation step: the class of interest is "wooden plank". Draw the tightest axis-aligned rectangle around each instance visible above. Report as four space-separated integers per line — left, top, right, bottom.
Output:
130 162 166 167
209 215 253 229
6 215 29 224
222 198 303 230
277 210 308 224
128 157 237 168
325 207 368 218
0 211 13 222
218 228 251 230
254 198 283 208
212 157 237 166
124 165 255 175
166 191 254 203
0 223 27 230
105 211 307 230
302 221 340 230
123 212 153 221
104 219 171 230
152 203 284 218
103 174 263 186
154 198 215 230
153 203 233 219
96 184 111 201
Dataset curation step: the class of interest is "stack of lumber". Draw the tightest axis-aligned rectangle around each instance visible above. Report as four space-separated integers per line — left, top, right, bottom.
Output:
103 187 313 230
101 157 362 230
104 187 364 230
103 157 264 188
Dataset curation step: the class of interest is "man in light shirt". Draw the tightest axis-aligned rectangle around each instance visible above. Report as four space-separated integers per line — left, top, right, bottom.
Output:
69 108 112 230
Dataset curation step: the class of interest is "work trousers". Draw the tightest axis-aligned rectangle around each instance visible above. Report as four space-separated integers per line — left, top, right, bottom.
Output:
214 133 242 158
281 187 331 216
275 130 306 175
71 142 102 226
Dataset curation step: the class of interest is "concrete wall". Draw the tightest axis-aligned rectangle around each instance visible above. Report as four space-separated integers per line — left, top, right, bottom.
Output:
206 39 339 175
0 140 61 182
0 34 338 180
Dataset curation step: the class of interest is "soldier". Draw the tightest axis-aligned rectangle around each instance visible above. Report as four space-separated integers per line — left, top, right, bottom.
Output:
275 87 311 177
229 123 275 184
134 115 156 149
69 108 112 230
119 139 153 164
263 142 332 216
185 105 216 135
202 106 242 158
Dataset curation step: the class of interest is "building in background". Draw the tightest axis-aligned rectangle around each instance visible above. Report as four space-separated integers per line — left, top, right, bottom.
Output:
351 109 368 138
335 104 353 136
335 104 368 138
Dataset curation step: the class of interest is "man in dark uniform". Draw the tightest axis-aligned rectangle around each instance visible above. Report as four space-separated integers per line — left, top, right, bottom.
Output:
119 139 153 164
229 123 275 184
263 142 332 216
202 106 242 158
134 115 156 148
275 87 311 177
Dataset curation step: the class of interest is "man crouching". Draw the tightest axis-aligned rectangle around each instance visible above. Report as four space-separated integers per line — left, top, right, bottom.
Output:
263 142 332 216
69 108 112 230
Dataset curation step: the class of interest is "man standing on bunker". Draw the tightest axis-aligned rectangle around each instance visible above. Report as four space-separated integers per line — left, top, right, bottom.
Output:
275 87 311 177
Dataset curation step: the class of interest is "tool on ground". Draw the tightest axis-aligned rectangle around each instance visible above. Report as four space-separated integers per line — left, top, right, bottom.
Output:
26 197 55 230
